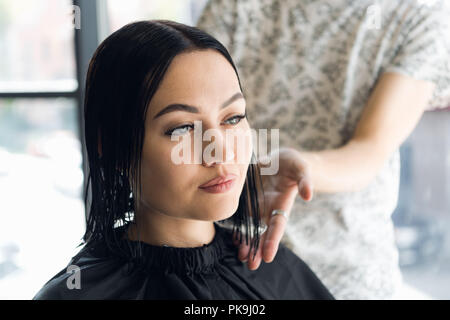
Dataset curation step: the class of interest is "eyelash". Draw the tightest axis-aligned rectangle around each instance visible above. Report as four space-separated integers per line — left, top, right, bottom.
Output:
165 113 247 136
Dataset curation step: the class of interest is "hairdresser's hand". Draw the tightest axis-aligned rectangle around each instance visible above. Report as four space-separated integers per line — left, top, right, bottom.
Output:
234 147 313 270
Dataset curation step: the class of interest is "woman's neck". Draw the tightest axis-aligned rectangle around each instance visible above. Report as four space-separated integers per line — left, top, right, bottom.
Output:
125 210 216 248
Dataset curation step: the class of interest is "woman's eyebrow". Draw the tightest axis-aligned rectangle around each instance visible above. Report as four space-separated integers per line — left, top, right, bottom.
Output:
153 92 244 119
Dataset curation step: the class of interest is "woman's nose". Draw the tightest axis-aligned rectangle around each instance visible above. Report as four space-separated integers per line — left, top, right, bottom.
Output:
203 148 235 167
201 129 235 167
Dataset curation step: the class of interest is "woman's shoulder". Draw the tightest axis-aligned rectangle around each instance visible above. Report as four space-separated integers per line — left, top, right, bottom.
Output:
217 226 335 300
32 241 134 300
33 266 73 299
258 243 335 300
276 244 335 298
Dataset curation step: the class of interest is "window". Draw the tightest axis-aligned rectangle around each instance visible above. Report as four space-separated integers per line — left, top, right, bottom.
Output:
107 0 208 33
393 109 450 299
0 0 77 92
0 0 83 299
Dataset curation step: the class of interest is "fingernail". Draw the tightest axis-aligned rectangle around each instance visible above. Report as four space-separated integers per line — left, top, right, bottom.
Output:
301 188 307 198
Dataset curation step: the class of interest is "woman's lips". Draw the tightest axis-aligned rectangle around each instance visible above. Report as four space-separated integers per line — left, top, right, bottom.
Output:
199 174 238 188
199 174 237 193
199 178 236 194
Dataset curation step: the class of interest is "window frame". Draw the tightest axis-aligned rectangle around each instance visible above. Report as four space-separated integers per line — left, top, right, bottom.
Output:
0 0 105 220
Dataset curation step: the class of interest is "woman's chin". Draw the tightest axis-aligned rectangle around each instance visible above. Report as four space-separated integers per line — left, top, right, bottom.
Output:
194 204 239 222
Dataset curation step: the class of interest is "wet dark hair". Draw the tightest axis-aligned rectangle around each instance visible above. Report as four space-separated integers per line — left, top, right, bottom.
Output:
81 20 264 261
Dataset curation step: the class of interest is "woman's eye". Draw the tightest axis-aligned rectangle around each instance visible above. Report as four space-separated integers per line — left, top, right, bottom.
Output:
165 124 193 136
165 113 246 137
224 113 247 125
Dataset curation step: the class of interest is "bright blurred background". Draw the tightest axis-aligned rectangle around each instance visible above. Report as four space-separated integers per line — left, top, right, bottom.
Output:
0 0 449 299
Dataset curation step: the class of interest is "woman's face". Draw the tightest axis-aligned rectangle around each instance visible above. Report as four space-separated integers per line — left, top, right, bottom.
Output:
138 49 252 222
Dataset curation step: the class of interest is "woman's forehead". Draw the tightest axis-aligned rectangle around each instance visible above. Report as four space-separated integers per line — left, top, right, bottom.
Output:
160 50 238 94
147 50 242 118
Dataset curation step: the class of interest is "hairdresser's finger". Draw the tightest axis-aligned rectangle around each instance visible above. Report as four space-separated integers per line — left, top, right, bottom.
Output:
262 211 288 263
247 232 265 271
298 174 314 202
238 239 251 262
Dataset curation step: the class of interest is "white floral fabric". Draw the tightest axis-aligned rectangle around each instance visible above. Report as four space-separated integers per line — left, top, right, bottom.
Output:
197 0 450 299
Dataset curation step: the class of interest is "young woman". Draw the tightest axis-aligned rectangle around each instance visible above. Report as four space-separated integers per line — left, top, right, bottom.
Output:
33 20 334 300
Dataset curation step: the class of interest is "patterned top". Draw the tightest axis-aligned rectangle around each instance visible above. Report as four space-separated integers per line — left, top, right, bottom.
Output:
197 0 450 299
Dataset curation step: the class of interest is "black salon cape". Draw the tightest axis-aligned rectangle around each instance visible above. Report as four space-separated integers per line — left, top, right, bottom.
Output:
33 223 334 300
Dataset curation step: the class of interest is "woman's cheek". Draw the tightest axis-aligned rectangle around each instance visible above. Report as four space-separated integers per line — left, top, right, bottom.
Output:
163 142 196 190
239 126 253 166
233 127 252 188
142 139 172 182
